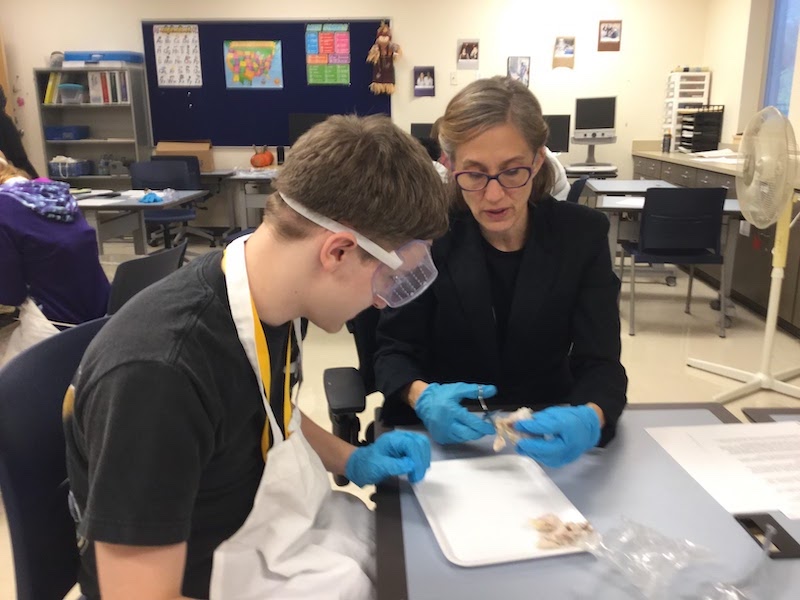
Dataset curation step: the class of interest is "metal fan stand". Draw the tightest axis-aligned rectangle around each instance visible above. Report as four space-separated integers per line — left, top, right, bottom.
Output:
687 106 800 405
687 200 800 404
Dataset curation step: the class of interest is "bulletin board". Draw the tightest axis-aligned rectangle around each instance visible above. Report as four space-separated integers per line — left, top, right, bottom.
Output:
141 20 391 146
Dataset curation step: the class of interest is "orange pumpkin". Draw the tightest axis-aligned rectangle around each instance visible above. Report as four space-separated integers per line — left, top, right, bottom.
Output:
250 145 274 168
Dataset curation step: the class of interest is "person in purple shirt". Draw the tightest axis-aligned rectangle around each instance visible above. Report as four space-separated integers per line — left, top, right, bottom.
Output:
0 153 109 325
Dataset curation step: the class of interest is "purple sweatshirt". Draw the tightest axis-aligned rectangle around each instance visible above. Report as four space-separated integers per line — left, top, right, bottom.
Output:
0 189 110 324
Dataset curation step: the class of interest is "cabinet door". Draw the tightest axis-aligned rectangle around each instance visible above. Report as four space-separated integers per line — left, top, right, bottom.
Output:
732 203 800 323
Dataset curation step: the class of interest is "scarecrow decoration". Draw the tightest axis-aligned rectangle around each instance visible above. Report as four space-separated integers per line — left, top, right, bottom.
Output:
366 22 401 94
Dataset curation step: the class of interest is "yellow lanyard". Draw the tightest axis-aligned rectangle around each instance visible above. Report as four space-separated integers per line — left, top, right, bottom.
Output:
251 298 294 458
223 251 294 460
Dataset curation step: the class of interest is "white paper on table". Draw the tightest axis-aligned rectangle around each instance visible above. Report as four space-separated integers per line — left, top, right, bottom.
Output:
647 422 800 518
692 148 738 158
606 198 645 208
692 157 742 165
77 198 128 207
120 190 147 199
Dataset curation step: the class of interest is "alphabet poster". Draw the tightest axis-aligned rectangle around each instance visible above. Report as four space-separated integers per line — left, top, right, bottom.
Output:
154 24 203 88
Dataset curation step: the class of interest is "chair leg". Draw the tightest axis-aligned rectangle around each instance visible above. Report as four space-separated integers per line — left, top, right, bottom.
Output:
629 258 636 336
685 265 694 314
163 225 173 249
718 259 727 338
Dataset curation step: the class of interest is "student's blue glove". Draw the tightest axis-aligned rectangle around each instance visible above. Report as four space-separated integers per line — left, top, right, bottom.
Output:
345 431 431 487
415 382 497 445
514 405 601 468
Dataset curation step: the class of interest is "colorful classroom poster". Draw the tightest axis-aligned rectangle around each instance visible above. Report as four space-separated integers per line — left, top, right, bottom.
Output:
153 24 203 88
305 23 351 85
224 41 284 89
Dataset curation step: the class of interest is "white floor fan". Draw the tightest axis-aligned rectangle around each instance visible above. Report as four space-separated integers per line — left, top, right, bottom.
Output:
687 106 800 405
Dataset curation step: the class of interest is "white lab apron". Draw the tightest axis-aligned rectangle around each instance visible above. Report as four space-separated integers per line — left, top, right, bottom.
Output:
209 235 375 600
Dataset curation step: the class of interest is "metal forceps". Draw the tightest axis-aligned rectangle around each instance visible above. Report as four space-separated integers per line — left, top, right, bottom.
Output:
476 384 496 427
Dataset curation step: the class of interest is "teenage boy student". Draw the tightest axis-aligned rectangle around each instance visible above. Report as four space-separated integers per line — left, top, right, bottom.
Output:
63 115 450 600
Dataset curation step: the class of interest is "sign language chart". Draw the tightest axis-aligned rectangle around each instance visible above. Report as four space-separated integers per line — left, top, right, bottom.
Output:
154 24 203 88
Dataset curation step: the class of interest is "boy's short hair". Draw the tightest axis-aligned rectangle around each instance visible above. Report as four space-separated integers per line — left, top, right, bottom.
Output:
270 114 449 247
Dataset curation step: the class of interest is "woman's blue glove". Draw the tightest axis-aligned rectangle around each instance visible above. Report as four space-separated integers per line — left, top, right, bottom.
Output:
345 431 431 487
514 405 601 468
415 382 497 445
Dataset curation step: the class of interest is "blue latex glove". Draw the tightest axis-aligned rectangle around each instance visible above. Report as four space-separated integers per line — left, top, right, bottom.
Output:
415 382 497 445
139 192 163 204
514 405 601 468
345 431 431 487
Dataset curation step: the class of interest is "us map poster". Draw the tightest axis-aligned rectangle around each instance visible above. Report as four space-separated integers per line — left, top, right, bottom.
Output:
224 41 284 89
305 23 351 85
154 24 203 88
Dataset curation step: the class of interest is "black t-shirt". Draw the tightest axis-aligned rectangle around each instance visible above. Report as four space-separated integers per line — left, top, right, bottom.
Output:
482 238 524 349
63 251 295 600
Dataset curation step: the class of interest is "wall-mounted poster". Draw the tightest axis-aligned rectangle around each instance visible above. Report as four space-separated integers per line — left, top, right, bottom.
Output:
598 20 622 51
414 66 435 97
457 39 479 70
154 24 202 88
306 23 351 85
507 56 530 87
224 41 284 89
552 36 575 69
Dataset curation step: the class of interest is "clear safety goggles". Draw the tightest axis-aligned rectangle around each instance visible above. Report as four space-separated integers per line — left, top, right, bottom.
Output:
279 193 438 308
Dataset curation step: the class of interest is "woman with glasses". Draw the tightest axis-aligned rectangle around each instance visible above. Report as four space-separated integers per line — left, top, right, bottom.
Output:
374 77 628 467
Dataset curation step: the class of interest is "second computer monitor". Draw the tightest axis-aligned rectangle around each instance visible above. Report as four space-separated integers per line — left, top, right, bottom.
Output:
574 97 616 140
542 115 570 153
288 113 332 145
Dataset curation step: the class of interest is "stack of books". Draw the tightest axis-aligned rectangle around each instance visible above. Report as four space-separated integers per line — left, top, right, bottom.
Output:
86 71 129 104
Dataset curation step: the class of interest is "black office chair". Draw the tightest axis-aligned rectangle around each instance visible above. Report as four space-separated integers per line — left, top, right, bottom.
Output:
151 155 227 247
130 160 197 249
0 316 110 600
566 175 589 203
619 187 728 337
107 240 188 314
324 307 381 485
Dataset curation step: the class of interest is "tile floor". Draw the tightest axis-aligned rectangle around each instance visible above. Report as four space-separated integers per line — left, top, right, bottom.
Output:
2 239 800 598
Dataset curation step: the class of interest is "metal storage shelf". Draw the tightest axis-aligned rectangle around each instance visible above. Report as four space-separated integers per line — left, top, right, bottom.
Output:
34 65 152 186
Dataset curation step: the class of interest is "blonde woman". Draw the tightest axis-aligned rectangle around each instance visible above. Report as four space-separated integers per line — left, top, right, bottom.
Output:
375 77 627 466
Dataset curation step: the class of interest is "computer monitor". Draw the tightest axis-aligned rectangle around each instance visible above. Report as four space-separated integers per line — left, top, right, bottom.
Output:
288 113 331 145
542 115 570 153
574 97 616 140
410 123 434 140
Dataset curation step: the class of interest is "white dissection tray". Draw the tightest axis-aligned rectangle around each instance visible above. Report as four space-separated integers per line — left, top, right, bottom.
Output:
411 454 589 567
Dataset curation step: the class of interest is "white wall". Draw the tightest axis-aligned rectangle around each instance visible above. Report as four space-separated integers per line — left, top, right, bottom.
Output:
0 0 766 178
703 0 770 143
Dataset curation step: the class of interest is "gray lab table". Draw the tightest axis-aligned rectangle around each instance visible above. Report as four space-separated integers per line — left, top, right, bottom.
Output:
743 407 800 424
374 403 800 600
77 190 207 254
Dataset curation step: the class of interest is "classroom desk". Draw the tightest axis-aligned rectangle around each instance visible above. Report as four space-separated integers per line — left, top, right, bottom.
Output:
199 170 237 235
77 190 207 255
585 178 676 197
229 169 281 229
374 403 800 600
595 195 741 318
743 407 800 423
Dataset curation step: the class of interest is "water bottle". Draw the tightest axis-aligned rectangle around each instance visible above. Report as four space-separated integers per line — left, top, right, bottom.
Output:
661 132 672 153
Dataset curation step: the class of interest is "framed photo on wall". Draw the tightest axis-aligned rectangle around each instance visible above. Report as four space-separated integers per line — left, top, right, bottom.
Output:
598 20 622 52
507 56 530 87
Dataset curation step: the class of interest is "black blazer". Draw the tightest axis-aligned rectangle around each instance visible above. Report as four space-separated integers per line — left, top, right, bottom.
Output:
374 196 627 445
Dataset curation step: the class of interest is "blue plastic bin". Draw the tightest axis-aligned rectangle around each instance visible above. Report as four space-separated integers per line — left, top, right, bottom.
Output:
44 125 90 141
63 51 143 64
